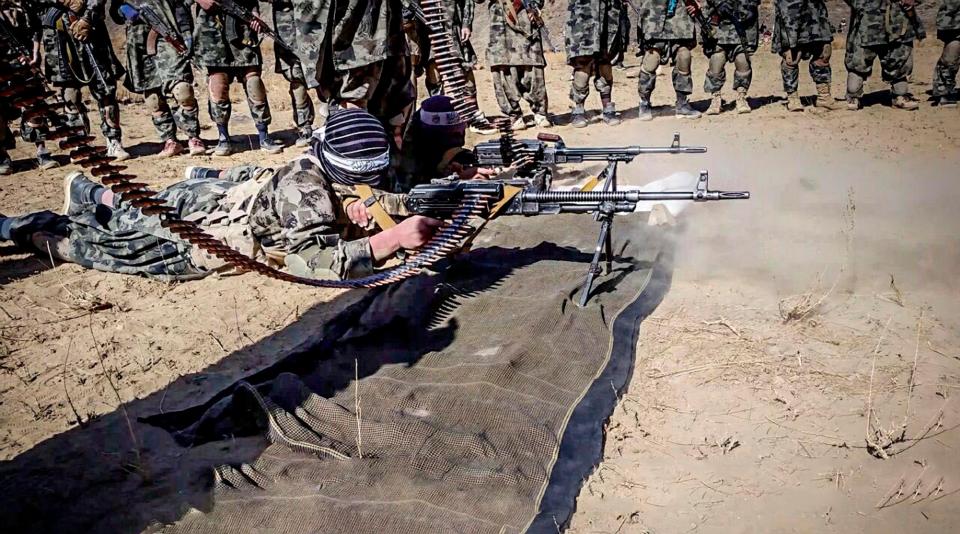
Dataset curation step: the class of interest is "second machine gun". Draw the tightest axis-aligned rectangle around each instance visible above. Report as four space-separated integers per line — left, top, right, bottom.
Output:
409 133 750 305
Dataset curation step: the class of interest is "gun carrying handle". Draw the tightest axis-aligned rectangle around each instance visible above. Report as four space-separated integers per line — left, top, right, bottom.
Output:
352 185 397 230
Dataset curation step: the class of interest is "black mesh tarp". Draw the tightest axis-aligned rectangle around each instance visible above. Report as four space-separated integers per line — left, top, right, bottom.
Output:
147 213 672 533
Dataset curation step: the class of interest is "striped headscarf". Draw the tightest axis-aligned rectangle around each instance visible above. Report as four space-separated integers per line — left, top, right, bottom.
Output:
310 109 391 186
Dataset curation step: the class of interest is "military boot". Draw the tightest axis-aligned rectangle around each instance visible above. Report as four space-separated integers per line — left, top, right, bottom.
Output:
675 94 701 119
938 93 959 107
735 89 751 114
602 102 621 125
570 105 588 128
706 92 722 115
892 94 919 111
786 92 804 111
638 98 653 121
815 84 843 110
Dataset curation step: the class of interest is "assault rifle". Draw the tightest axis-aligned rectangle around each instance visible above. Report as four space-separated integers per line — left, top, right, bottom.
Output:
900 0 926 40
413 133 749 305
115 2 188 55
660 0 716 44
39 2 109 88
214 0 296 54
517 0 560 52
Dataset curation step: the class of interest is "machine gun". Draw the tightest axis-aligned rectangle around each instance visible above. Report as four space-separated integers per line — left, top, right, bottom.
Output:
414 133 749 305
215 0 296 54
516 0 559 52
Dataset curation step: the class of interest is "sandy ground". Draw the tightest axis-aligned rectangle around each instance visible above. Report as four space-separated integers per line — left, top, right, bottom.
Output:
1 20 959 534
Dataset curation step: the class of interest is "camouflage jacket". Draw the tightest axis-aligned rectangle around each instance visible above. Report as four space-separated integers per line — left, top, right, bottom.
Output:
704 0 759 48
192 0 262 68
846 0 918 46
566 0 625 60
245 157 376 280
637 0 697 42
40 1 125 84
111 0 193 92
484 0 545 66
939 0 960 31
292 0 407 86
771 0 833 52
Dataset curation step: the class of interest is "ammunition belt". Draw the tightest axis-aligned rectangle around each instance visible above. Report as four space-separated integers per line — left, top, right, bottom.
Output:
0 54 490 289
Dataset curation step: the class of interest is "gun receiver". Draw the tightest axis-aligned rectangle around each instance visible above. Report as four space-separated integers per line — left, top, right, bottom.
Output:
215 0 296 54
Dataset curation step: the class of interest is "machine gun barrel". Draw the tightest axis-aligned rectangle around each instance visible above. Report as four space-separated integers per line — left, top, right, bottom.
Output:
522 189 748 203
558 145 706 161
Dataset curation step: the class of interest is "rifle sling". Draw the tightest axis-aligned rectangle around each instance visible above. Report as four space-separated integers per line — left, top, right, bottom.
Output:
352 184 397 230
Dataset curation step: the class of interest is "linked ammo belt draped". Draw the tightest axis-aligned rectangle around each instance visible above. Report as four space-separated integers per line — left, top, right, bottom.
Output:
0 52 489 289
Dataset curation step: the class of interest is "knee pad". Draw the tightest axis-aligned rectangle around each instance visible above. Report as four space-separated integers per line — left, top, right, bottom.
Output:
290 81 309 105
641 51 661 72
733 53 750 72
675 48 692 73
782 51 800 68
144 92 162 114
171 81 197 108
208 73 230 101
244 74 267 104
943 40 960 66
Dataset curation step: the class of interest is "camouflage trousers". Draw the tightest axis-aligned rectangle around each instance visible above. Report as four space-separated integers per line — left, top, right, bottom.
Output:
59 81 122 141
5 166 264 281
704 44 753 93
492 66 547 118
320 56 415 130
277 55 316 131
933 30 960 97
844 40 914 97
569 54 615 106
780 41 833 94
146 84 201 142
638 40 696 99
207 67 272 128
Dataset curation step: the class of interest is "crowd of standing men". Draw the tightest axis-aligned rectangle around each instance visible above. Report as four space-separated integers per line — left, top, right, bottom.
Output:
0 0 958 176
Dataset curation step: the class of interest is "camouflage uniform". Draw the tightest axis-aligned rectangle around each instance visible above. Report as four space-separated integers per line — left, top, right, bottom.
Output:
636 0 697 104
40 0 125 142
565 0 624 108
193 0 272 129
6 161 377 281
702 0 759 94
272 0 315 136
0 2 42 162
772 0 835 95
484 0 547 120
289 0 413 138
933 0 960 99
111 0 200 142
844 0 918 99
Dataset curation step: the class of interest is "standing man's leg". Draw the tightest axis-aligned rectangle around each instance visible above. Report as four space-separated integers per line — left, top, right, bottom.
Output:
207 69 234 156
732 49 753 114
672 44 700 118
241 66 283 153
810 42 841 110
704 46 728 115
523 66 550 127
880 42 918 110
595 55 619 125
145 89 182 158
492 66 525 129
569 56 593 127
637 47 662 121
781 48 804 111
0 117 11 175
170 81 205 155
289 76 316 147
844 38 876 110
89 76 129 160
932 30 960 106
